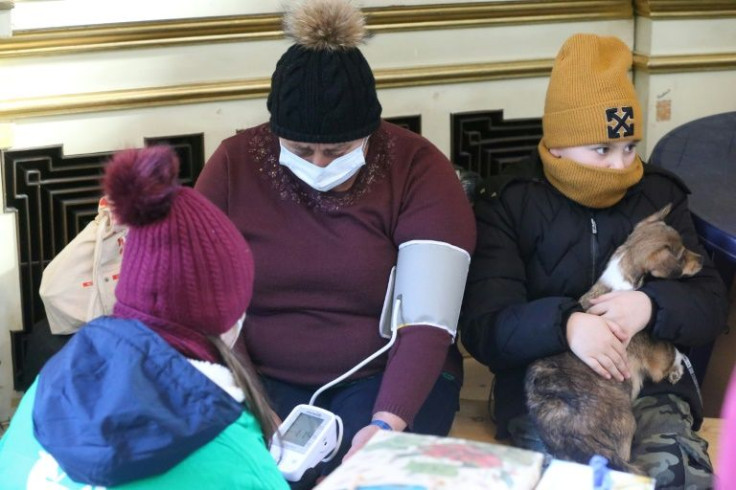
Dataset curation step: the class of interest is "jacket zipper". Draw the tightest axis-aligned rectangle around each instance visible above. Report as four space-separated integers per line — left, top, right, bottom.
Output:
590 216 599 286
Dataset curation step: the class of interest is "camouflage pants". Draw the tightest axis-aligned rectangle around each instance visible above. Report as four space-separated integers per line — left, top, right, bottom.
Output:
508 393 713 489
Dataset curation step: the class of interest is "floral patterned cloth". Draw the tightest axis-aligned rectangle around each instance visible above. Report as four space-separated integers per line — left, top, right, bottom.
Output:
315 431 543 489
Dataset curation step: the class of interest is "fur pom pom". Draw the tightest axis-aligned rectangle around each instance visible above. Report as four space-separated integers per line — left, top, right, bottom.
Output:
284 0 367 51
103 146 180 227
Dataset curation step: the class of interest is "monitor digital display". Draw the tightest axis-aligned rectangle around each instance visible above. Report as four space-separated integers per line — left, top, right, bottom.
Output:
282 412 323 447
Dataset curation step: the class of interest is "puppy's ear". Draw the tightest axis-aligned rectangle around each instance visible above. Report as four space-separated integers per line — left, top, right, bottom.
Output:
639 203 673 227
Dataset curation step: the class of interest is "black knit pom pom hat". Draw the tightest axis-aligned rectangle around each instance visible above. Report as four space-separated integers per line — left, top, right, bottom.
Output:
268 0 382 143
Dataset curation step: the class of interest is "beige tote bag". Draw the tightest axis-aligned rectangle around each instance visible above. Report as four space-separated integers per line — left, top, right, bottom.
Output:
39 197 127 334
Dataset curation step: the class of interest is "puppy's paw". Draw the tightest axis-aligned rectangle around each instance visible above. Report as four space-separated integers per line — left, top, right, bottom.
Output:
668 366 683 384
668 350 685 384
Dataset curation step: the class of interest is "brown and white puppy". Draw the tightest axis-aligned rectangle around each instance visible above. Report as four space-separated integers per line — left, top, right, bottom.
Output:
525 204 703 474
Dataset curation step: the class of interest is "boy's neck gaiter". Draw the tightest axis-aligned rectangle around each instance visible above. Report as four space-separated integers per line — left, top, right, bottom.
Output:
539 140 643 209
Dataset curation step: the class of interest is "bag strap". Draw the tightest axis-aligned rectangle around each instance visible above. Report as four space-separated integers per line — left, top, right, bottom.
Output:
91 199 116 313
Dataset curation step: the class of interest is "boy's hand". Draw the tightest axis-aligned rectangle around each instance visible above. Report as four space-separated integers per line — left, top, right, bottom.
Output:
566 312 630 381
586 290 652 342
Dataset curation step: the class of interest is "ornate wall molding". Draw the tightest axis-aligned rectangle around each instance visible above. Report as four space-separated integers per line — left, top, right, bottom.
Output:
0 59 553 120
0 1 632 58
633 52 736 73
635 0 736 18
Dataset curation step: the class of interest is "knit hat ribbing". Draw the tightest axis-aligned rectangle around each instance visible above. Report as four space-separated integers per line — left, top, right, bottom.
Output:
104 146 254 363
267 0 382 143
543 33 642 148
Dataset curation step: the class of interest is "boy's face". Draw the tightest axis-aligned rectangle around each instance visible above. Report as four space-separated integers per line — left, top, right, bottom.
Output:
549 141 638 169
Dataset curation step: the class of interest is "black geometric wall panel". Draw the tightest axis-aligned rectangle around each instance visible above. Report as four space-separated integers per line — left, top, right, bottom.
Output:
451 110 542 179
1 134 204 388
385 115 421 135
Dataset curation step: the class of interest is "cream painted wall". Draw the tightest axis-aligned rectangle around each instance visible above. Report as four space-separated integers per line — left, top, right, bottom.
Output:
0 40 291 100
0 0 13 416
637 17 736 55
0 13 9 37
636 17 736 156
0 211 22 422
0 0 10 36
637 70 736 157
11 0 280 28
9 0 506 30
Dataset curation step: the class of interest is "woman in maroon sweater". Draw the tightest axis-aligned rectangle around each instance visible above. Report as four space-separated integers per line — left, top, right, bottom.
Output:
195 1 475 486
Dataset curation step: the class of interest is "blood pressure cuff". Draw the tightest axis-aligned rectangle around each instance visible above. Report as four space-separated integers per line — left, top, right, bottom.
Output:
379 240 471 341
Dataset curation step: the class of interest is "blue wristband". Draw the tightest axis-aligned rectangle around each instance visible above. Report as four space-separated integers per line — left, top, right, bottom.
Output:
370 419 393 431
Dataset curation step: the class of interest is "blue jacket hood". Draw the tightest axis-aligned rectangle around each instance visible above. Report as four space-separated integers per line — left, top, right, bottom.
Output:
32 317 243 486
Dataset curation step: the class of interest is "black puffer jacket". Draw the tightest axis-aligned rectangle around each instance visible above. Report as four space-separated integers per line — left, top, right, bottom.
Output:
459 153 728 438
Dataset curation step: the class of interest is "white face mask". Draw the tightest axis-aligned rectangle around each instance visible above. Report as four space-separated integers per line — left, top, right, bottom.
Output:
220 312 246 349
278 138 368 192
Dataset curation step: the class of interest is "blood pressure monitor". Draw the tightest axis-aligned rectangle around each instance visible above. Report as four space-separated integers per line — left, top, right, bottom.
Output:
270 404 342 482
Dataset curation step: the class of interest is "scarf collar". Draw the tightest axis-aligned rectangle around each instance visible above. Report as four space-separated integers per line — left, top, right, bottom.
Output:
539 140 643 208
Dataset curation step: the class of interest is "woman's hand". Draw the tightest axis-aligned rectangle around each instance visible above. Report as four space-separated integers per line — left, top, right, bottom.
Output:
343 411 407 461
566 312 630 381
343 425 381 462
586 290 652 342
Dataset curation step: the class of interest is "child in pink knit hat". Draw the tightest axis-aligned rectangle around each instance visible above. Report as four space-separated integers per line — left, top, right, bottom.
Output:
107 145 255 363
0 146 287 489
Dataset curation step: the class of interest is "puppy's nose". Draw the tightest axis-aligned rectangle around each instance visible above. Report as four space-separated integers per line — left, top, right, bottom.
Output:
683 251 703 276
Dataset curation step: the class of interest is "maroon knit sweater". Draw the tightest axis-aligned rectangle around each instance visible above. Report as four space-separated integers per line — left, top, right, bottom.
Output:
195 121 476 425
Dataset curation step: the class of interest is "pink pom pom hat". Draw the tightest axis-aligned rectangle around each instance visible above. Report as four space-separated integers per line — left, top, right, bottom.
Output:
103 146 254 362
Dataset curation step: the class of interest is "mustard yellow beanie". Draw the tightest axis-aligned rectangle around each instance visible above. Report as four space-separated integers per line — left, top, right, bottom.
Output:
542 33 642 148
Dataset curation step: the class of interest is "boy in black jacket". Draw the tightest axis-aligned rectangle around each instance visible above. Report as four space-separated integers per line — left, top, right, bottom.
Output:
459 33 728 488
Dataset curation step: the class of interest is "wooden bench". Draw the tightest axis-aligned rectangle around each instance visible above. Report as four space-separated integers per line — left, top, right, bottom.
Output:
449 356 723 471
